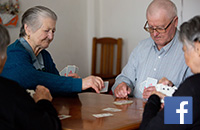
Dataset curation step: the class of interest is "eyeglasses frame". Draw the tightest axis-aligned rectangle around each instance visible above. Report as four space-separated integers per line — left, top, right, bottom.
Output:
144 17 176 33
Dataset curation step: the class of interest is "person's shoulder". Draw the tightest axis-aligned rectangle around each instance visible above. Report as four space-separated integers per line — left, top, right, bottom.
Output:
184 74 200 85
137 37 153 48
0 76 21 92
0 76 20 86
132 37 153 53
177 74 200 95
7 39 26 52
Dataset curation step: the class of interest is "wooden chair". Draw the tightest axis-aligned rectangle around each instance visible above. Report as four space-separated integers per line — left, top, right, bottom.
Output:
92 37 123 94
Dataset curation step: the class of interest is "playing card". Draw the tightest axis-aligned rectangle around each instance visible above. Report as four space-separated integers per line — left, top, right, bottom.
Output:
93 113 113 118
67 65 76 74
100 81 109 92
146 77 158 87
59 67 67 76
139 80 147 93
113 100 133 105
155 84 177 97
58 114 71 120
155 84 177 103
60 65 79 77
102 107 122 112
26 89 35 97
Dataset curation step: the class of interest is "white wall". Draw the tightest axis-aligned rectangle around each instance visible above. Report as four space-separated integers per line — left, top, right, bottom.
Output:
8 0 89 77
6 0 200 77
95 0 200 68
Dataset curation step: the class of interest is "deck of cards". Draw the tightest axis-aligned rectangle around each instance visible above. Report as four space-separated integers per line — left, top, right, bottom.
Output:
100 81 109 93
60 65 79 77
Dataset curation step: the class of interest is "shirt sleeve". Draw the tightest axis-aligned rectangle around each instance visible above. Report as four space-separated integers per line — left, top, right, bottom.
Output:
139 94 161 130
111 45 139 95
1 44 82 95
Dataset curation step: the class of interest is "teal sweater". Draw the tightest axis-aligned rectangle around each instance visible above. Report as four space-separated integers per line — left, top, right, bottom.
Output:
1 39 82 95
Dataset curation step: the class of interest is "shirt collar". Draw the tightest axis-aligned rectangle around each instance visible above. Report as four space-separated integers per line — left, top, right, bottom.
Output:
19 37 45 71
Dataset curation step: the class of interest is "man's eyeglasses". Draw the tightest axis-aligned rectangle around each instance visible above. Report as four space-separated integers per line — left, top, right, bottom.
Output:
144 17 175 33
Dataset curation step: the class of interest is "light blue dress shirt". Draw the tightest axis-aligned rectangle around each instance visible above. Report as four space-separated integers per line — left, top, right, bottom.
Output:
112 31 192 98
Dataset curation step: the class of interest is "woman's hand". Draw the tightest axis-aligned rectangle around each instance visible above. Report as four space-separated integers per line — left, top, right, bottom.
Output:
82 76 104 93
33 85 53 103
158 77 174 86
68 73 80 78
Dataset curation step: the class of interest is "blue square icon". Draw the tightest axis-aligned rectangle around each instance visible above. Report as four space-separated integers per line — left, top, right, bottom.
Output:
164 96 193 124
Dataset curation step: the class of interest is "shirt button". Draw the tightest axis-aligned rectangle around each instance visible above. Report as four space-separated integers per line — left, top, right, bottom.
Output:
158 56 161 59
154 68 156 71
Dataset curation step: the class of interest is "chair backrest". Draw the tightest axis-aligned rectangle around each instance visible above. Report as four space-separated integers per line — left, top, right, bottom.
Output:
92 37 123 79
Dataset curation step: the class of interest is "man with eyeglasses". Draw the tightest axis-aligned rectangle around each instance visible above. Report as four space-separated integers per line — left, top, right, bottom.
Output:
111 0 192 99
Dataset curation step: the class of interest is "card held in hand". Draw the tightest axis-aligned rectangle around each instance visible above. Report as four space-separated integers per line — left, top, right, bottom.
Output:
60 65 79 77
100 81 109 93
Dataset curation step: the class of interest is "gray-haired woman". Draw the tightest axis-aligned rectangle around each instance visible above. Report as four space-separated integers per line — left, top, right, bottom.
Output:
140 15 200 130
1 6 104 95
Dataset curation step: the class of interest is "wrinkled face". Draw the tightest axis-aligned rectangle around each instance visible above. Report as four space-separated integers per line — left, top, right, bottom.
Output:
182 42 200 74
147 12 177 50
28 17 56 50
0 50 7 73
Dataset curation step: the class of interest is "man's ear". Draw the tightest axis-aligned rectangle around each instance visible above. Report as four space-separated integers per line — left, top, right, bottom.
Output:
174 16 178 28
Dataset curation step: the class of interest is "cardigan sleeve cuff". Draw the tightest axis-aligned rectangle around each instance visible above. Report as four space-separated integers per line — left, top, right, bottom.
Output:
71 78 82 92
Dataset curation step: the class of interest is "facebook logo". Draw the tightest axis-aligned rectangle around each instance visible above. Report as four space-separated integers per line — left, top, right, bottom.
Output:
164 97 193 124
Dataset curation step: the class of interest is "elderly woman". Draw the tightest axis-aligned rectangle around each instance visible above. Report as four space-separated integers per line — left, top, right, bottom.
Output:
1 6 104 95
0 24 61 130
140 15 200 130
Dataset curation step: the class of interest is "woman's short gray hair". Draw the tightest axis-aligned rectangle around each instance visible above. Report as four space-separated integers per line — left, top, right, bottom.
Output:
0 24 10 52
179 15 200 47
19 6 57 37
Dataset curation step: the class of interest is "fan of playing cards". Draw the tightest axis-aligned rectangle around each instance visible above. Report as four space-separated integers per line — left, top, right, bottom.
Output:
140 77 177 97
60 65 79 77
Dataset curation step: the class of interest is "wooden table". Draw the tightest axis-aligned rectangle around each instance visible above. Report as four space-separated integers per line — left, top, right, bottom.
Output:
52 92 145 130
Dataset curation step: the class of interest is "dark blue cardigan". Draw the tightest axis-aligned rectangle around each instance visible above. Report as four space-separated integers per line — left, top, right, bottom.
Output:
1 39 82 95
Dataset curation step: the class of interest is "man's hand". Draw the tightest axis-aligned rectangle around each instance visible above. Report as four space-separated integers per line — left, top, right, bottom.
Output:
143 86 156 99
33 85 53 103
114 82 131 98
82 76 104 93
158 77 173 86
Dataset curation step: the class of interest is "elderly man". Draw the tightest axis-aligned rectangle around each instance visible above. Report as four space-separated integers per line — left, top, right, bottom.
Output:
112 0 192 99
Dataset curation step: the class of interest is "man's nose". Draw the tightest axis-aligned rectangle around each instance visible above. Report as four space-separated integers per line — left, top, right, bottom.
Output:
152 29 160 37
